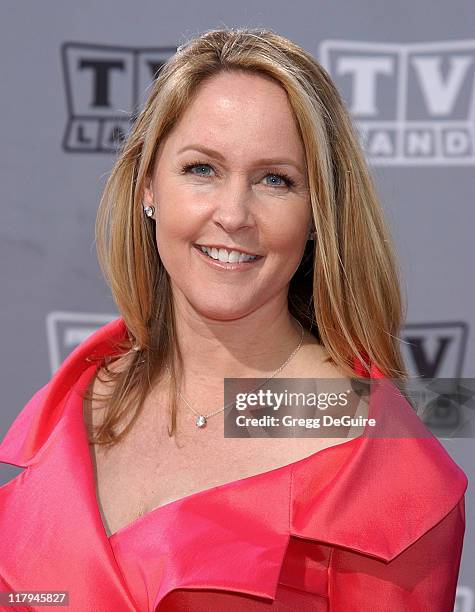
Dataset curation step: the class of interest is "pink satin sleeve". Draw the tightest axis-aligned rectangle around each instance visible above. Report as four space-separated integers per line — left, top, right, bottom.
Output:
328 496 466 611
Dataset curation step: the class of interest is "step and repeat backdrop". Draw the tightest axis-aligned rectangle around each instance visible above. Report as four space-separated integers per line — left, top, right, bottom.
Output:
1 2 473 609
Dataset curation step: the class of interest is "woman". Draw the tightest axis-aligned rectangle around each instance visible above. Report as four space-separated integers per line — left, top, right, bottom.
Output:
0 27 467 611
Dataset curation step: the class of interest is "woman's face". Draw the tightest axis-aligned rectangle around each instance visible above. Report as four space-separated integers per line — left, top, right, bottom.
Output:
144 70 312 322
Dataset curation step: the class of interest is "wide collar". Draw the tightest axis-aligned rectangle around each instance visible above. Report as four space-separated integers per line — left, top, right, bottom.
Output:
0 317 468 610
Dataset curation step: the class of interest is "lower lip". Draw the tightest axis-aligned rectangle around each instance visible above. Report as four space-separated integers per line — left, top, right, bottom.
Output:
193 245 264 271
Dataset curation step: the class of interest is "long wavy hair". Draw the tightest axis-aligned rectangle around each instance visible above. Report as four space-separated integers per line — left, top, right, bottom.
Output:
82 27 408 447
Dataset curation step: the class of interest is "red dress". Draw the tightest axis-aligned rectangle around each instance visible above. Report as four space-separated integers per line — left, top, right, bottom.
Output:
0 318 468 611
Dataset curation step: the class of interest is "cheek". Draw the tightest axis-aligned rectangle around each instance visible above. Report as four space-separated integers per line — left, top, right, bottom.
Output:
155 202 200 246
269 223 309 280
268 218 308 260
153 210 201 276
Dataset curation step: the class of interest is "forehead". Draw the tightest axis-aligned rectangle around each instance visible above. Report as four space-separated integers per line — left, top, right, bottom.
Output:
162 70 305 163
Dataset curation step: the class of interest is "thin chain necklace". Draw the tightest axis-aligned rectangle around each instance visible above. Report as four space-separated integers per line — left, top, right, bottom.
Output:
166 319 305 428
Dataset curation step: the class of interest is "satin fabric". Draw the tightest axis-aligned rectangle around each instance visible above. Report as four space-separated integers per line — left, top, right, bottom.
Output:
0 317 468 611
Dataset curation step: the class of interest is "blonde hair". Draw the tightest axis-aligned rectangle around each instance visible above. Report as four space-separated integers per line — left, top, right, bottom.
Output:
83 26 408 447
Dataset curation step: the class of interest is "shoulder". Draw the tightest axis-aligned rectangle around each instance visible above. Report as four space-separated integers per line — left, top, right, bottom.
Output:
258 332 367 461
290 375 468 562
287 331 349 378
0 317 129 466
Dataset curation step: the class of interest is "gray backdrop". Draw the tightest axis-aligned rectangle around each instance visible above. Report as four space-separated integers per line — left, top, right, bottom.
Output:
1 2 473 609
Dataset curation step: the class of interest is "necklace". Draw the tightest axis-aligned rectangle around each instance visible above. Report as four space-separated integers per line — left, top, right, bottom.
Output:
167 319 305 428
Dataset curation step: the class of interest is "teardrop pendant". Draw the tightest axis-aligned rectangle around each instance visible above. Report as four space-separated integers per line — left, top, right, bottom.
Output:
196 415 207 428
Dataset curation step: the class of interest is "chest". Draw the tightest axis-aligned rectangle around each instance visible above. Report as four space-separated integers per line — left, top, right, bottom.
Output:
84 356 362 537
87 390 354 537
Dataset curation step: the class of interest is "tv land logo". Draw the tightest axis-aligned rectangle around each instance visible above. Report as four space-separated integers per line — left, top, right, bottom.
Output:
402 322 468 378
46 312 118 372
61 43 177 152
47 312 468 378
62 40 475 164
319 40 475 165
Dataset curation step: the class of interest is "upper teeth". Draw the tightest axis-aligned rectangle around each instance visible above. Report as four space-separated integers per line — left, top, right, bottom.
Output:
199 246 258 263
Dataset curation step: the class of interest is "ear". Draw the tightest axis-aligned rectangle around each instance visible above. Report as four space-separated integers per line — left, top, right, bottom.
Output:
143 176 155 205
306 215 315 234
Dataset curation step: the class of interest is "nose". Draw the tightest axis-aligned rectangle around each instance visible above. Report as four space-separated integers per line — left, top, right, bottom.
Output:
211 176 255 234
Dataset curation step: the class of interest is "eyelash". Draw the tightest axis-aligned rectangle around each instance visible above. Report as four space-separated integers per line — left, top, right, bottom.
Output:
180 160 296 189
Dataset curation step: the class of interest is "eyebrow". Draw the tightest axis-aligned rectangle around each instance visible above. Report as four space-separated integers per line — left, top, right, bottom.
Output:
177 144 304 174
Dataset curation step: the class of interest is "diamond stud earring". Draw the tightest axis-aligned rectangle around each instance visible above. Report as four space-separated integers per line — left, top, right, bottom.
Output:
143 204 155 218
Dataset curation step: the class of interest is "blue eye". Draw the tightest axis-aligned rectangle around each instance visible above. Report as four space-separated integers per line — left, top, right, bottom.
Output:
265 174 291 187
183 163 213 176
263 172 296 188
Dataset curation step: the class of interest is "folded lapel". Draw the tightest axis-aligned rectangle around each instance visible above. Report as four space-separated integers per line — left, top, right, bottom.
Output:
290 367 468 562
108 467 292 610
0 317 128 469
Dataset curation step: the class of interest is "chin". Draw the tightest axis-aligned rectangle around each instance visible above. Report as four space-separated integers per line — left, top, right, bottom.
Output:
190 299 255 322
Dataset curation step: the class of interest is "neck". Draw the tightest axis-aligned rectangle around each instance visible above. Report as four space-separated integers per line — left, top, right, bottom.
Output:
171 295 305 383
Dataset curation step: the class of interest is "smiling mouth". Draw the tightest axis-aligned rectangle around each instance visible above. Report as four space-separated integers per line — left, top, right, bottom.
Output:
193 244 264 264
